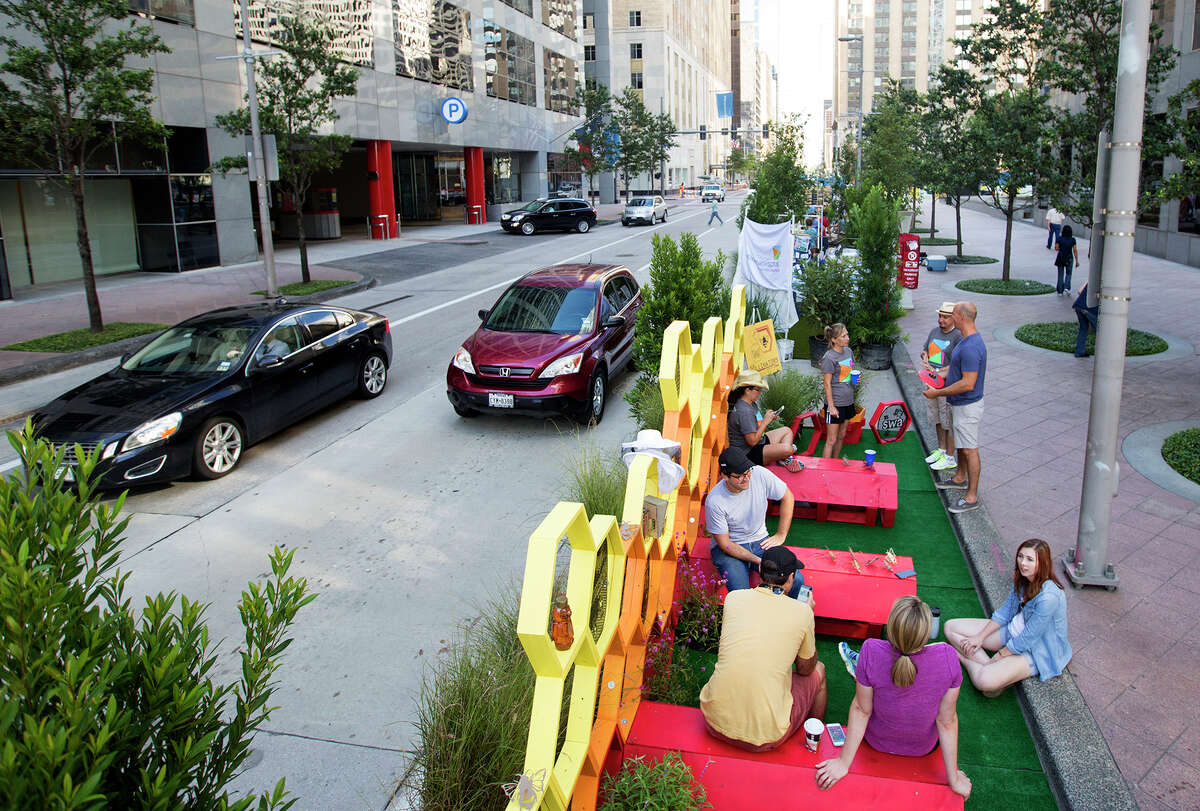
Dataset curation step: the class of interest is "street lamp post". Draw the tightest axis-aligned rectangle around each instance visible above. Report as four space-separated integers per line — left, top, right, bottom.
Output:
838 35 864 178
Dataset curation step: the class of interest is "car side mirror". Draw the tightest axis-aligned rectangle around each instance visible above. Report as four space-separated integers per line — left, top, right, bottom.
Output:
478 309 489 321
255 355 284 372
602 315 626 329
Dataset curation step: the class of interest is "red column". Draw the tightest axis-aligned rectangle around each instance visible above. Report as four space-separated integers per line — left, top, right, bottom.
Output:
366 140 396 237
464 146 486 224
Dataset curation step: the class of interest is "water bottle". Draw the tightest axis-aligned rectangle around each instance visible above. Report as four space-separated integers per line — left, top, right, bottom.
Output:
929 606 941 641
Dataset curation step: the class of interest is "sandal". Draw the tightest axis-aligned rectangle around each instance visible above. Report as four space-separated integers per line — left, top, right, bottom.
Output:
779 455 804 473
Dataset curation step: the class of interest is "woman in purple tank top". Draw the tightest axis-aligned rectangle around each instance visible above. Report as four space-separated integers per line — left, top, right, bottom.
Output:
815 596 972 799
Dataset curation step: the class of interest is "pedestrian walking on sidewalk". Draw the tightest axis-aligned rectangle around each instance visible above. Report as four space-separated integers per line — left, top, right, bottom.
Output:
1072 283 1098 357
923 302 986 514
1045 206 1065 250
920 302 962 472
709 199 724 226
1053 225 1079 296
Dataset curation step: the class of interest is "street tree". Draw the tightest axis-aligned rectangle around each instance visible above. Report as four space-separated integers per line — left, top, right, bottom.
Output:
646 109 677 196
0 0 167 332
1039 0 1176 227
956 0 1053 280
925 64 988 257
741 115 812 227
563 83 618 200
1155 79 1200 208
611 87 657 200
861 78 922 220
727 146 755 185
216 15 359 283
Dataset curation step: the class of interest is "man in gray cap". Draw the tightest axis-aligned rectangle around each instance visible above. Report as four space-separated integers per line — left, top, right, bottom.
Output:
920 301 962 472
706 446 800 598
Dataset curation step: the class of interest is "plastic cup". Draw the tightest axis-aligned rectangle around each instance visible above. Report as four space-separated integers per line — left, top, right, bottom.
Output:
864 449 876 467
803 718 824 752
850 369 861 385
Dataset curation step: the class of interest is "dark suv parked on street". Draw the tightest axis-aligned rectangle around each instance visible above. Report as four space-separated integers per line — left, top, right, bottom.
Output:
500 198 597 235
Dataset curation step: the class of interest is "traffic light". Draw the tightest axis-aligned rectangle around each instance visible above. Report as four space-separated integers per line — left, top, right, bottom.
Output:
762 124 769 139
700 124 707 140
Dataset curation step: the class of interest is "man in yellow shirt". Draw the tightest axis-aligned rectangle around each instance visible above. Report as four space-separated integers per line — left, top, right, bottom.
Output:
699 546 827 751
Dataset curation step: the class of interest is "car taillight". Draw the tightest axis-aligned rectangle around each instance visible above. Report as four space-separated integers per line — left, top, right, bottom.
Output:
384 319 390 334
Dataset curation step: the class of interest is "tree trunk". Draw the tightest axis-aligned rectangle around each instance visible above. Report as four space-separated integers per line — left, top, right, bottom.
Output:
954 198 963 258
1002 194 1015 281
908 188 918 231
930 191 937 235
295 208 310 283
69 174 104 332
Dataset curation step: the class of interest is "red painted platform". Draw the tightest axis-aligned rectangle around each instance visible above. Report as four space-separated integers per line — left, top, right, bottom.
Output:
771 456 899 528
624 701 963 810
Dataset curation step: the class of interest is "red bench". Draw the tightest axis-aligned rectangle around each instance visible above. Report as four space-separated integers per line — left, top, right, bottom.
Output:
623 701 964 810
771 456 899 528
689 537 917 639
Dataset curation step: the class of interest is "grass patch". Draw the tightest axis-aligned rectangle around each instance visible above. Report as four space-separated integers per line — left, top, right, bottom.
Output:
625 374 665 432
913 227 938 234
251 279 353 297
921 237 960 246
562 442 628 519
1015 322 1167 356
1162 428 1200 484
601 751 712 810
956 278 1055 295
946 255 999 265
759 368 825 417
2 322 166 353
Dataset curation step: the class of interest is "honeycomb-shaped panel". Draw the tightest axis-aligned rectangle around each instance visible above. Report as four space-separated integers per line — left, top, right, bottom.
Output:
657 321 694 413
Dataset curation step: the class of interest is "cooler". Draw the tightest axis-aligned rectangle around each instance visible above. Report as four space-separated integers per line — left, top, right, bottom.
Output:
926 254 947 272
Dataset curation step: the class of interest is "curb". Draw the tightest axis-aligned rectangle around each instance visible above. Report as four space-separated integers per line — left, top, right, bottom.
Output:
889 341 1135 811
0 276 377 391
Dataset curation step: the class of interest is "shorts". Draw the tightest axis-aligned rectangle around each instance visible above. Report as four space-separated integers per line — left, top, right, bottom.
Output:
1022 653 1039 678
950 399 984 449
825 402 854 424
703 669 825 753
925 389 953 429
747 442 766 466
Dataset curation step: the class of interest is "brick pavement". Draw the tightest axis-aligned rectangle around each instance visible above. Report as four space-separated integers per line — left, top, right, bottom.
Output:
902 200 1200 810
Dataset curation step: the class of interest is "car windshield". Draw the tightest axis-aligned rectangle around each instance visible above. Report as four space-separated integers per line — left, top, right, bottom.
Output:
485 285 597 334
122 324 256 375
516 200 546 212
628 198 651 206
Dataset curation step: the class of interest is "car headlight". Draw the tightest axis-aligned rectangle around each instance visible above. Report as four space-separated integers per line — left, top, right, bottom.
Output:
540 352 584 378
101 442 119 460
122 412 182 453
510 213 525 221
452 346 475 374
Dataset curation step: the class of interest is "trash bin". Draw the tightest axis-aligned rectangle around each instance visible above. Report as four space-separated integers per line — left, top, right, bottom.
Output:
778 339 794 363
926 254 947 272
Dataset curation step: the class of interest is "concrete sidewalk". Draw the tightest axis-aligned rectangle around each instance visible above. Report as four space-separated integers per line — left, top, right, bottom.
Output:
902 199 1200 811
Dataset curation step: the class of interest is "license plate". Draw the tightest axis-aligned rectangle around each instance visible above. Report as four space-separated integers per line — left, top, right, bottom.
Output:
488 392 515 408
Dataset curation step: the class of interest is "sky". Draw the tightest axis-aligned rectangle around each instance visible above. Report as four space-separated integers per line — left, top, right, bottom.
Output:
750 0 835 168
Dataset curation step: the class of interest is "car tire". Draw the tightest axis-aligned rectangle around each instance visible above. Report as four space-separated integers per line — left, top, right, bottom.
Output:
194 417 244 479
622 219 629 227
357 352 387 398
576 219 591 233
575 367 607 425
661 210 667 222
453 402 480 418
520 221 536 235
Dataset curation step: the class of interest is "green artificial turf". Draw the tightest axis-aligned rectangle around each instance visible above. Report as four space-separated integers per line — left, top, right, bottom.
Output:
668 431 1056 808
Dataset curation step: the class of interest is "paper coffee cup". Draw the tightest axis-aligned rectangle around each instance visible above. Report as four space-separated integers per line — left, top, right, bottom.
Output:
864 449 876 467
803 718 824 752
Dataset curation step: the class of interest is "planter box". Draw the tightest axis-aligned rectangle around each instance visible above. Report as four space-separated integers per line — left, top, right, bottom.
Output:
859 342 893 370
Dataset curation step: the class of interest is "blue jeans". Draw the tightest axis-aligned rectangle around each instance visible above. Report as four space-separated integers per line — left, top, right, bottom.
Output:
1056 258 1073 294
1046 222 1062 250
708 211 723 225
710 539 804 598
1074 304 1098 356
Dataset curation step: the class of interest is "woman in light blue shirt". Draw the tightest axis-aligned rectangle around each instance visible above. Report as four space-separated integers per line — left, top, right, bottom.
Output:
944 539 1072 696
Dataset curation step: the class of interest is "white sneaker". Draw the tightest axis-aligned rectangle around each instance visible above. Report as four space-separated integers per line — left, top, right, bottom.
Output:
924 448 945 464
931 455 958 471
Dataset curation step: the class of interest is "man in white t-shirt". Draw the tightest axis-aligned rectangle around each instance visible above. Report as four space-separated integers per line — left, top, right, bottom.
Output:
1045 206 1065 251
705 447 802 598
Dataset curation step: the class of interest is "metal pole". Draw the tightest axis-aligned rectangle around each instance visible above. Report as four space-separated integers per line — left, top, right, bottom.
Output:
239 0 277 298
660 96 666 197
1063 1 1151 591
1088 128 1110 309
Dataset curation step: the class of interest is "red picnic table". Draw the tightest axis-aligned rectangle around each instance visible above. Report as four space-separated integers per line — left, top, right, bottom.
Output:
771 455 899 528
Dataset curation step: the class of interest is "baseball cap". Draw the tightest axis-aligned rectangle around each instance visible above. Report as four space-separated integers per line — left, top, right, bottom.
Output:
718 447 753 476
937 301 956 316
760 546 804 578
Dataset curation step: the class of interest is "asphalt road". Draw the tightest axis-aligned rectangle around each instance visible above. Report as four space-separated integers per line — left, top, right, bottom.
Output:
1 195 747 810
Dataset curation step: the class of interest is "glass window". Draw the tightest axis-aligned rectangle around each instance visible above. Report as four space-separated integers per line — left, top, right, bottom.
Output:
334 311 355 329
629 10 641 26
129 0 194 25
631 71 643 89
584 44 596 61
544 50 579 113
485 152 519 204
124 322 256 374
254 317 305 361
583 13 593 28
542 0 575 38
299 310 342 342
485 284 598 335
485 22 536 106
175 222 218 271
630 42 642 59
498 0 531 14
170 175 214 222
239 0 373 67
393 0 473 91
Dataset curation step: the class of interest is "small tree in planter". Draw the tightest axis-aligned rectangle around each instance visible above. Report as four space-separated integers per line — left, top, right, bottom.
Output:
797 255 858 367
849 185 904 369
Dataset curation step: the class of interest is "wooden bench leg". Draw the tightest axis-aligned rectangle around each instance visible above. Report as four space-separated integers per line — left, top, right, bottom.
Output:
881 509 895 529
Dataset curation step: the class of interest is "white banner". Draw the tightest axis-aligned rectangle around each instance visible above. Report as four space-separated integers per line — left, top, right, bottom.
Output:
735 218 794 292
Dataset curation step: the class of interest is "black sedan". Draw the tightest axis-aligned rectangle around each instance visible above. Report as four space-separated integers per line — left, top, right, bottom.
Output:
32 302 392 489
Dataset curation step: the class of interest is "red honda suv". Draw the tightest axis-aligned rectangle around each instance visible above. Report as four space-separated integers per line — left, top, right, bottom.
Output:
446 264 642 424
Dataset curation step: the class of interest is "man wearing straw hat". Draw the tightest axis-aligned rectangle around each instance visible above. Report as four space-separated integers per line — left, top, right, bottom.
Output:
920 302 962 473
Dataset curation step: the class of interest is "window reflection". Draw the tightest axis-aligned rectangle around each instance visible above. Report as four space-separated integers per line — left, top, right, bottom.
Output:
485 152 519 204
543 50 579 114
235 0 374 67
498 0 531 14
129 0 194 25
393 0 473 91
485 22 536 106
541 0 575 39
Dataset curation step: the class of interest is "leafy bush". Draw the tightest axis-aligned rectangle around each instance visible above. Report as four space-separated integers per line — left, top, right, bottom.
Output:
796 256 858 337
1162 428 1200 485
1014 322 1167 356
625 374 665 432
641 627 709 707
562 442 628 519
600 752 711 811
758 368 825 418
399 588 534 811
632 233 728 373
956 278 1054 295
946 255 999 264
0 426 312 810
848 185 904 345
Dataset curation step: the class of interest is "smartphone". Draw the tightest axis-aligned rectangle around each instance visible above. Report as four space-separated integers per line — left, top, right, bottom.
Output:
827 723 846 747
894 568 917 579
798 584 813 603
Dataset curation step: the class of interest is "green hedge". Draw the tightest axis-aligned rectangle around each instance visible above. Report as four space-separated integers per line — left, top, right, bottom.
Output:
1162 427 1200 484
946 255 999 265
1014 322 1167 356
956 278 1054 295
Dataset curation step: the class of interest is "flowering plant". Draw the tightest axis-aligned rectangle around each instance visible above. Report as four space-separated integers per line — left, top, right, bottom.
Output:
671 555 724 653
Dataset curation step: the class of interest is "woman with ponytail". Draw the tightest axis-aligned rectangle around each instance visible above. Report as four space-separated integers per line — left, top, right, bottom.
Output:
819 323 857 458
815 596 971 799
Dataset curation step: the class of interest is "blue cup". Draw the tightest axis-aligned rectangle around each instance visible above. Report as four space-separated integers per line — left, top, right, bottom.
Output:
864 449 876 467
850 369 861 385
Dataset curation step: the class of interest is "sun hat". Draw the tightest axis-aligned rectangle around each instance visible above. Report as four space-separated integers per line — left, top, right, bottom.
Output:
937 301 956 316
732 369 769 391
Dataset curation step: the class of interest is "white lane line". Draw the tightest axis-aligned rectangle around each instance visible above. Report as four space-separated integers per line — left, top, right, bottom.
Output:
389 207 710 328
0 459 21 473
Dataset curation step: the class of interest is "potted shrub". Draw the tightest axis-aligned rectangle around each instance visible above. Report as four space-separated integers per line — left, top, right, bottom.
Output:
849 185 904 369
796 255 858 368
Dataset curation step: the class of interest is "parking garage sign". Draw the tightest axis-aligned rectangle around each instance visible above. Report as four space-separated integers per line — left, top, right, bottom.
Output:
441 97 468 124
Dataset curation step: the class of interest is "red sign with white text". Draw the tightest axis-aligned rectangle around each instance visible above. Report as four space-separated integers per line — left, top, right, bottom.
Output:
898 233 920 289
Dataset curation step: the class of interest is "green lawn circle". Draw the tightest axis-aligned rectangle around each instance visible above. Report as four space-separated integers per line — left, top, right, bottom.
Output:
956 278 1055 295
946 255 1000 265
1014 322 1168 356
1162 428 1200 485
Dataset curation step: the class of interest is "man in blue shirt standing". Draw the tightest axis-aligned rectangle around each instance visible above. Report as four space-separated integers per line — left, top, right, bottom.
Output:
923 302 986 513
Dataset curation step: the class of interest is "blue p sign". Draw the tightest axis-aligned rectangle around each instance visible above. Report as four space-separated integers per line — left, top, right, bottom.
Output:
441 97 468 124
